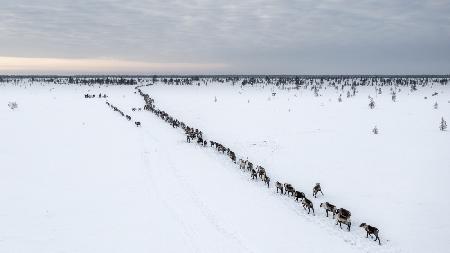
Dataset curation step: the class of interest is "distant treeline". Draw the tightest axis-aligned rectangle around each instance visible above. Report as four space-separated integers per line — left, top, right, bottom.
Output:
0 75 448 87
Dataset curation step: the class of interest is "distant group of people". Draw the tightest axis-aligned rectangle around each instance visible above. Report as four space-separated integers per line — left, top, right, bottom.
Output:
135 85 382 246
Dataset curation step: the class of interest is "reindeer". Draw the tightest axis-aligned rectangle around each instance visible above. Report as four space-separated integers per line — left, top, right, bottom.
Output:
239 159 246 170
257 166 266 179
335 208 351 231
251 169 258 180
302 197 314 214
294 191 305 202
229 151 236 163
276 181 284 194
263 175 270 188
360 223 381 245
135 121 141 127
320 202 336 218
284 183 295 196
313 183 324 198
247 162 253 172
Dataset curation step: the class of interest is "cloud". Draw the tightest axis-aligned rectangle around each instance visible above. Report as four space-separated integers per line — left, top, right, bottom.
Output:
0 0 449 74
0 57 228 74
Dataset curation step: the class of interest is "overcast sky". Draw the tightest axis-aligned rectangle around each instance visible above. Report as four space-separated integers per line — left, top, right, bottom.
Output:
0 0 449 74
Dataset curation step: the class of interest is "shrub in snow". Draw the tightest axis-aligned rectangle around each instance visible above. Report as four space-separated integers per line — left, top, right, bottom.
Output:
8 102 18 110
434 102 438 109
214 96 217 102
338 95 342 102
368 97 376 109
372 126 379 134
440 117 447 131
391 92 397 102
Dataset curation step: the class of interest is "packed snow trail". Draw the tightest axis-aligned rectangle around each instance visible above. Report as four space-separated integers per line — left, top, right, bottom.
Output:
140 81 450 253
131 87 403 253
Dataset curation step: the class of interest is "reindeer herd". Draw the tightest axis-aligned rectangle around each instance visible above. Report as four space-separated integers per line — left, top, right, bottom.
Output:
105 101 141 127
130 85 383 245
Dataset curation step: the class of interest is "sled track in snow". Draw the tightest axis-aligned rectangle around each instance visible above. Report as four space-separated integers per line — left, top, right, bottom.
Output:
104 84 404 253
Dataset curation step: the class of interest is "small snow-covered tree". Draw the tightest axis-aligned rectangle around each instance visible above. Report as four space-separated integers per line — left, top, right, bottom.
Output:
372 126 379 134
440 117 447 131
434 102 438 109
214 96 217 102
368 97 376 109
338 95 342 102
391 92 397 102
8 102 18 110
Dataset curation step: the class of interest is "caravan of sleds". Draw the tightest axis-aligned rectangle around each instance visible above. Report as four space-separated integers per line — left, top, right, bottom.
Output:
134 86 382 246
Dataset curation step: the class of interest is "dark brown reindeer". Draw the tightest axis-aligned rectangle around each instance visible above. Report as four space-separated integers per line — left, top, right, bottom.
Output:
313 183 324 198
284 183 295 196
302 197 314 214
263 175 270 188
257 166 266 179
360 223 381 245
294 191 305 202
247 162 253 172
251 168 258 180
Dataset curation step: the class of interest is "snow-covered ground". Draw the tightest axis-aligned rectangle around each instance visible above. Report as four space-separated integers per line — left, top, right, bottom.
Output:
1 79 449 253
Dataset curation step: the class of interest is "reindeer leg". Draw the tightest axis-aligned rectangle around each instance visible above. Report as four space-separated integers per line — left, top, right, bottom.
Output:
366 232 369 238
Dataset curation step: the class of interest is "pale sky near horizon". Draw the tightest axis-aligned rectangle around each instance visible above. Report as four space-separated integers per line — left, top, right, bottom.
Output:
1 0 449 74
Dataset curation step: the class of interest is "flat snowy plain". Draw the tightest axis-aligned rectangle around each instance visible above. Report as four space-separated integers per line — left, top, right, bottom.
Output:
1 79 449 253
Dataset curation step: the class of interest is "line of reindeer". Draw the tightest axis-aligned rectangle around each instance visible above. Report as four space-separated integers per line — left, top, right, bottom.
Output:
135 86 381 245
105 101 141 127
